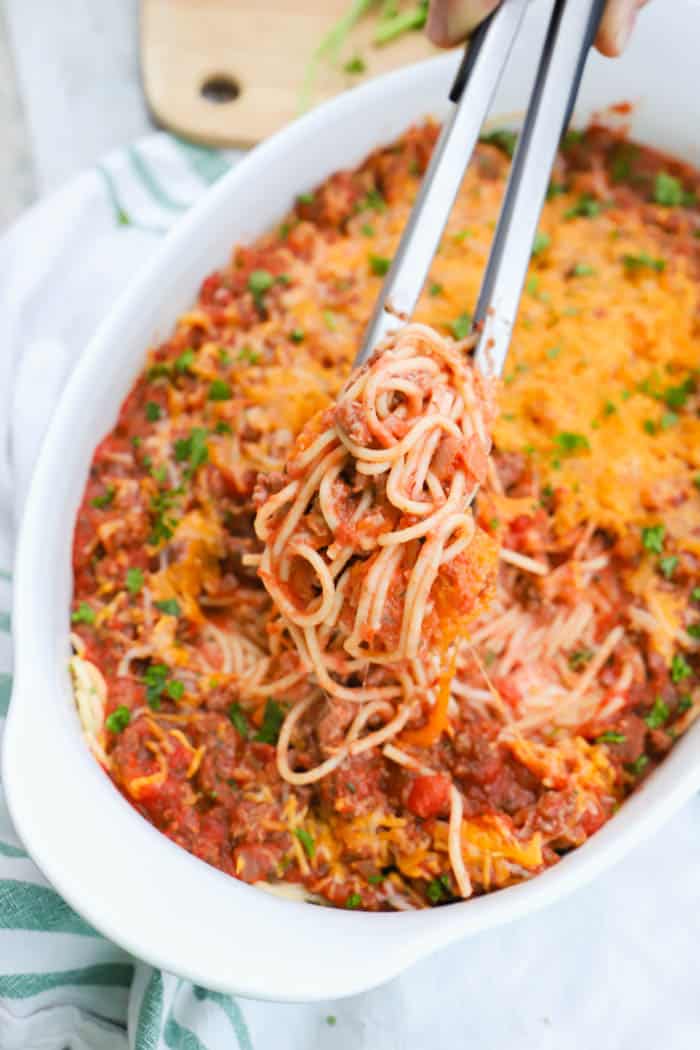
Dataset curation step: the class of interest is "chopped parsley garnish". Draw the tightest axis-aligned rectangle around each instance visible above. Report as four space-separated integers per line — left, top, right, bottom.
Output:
174 427 209 477
322 309 337 331
623 252 666 274
546 346 562 360
659 555 678 579
218 348 232 365
215 420 232 435
166 679 185 700
254 699 286 744
678 695 693 713
151 464 167 485
663 377 695 409
428 282 443 297
361 223 375 237
480 128 517 158
143 664 169 709
297 192 314 205
369 254 392 276
692 588 700 602
278 222 290 240
553 431 589 454
643 419 657 436
360 188 386 213
345 893 362 909
155 598 181 617
671 653 692 683
289 328 305 343
641 524 665 554
644 697 670 729
546 180 568 200
686 624 700 639
91 485 115 509
343 56 366 74
238 346 260 364
531 230 550 256
145 401 161 422
126 567 144 595
603 399 616 416
449 311 472 340
208 379 232 401
426 873 452 903
174 349 195 373
229 702 250 738
562 128 584 149
568 648 593 671
571 262 596 277
453 228 473 242
595 730 626 745
294 827 315 859
367 872 386 884
105 706 131 734
147 363 170 381
653 171 683 206
564 193 601 220
148 486 180 546
326 1016 337 1027
71 601 96 625
248 269 274 311
625 755 649 776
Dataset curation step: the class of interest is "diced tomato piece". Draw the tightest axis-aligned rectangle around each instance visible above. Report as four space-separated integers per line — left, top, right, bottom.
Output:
407 774 451 818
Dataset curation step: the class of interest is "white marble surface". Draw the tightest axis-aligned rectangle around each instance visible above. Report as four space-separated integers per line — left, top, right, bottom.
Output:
2 0 153 225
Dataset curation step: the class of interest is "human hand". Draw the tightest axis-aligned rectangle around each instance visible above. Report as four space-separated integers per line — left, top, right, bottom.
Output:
427 0 649 57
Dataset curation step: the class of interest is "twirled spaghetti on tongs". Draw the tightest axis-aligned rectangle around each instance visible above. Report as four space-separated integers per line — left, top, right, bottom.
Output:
253 324 498 887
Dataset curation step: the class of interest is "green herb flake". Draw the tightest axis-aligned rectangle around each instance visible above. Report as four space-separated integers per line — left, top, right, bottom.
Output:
531 230 550 257
565 193 601 220
603 399 616 417
326 1016 337 1027
71 601 96 626
671 653 693 683
174 349 195 374
360 223 375 237
345 892 362 909
692 588 700 602
625 754 649 776
155 598 181 617
643 419 657 436
453 228 474 243
623 252 666 274
449 312 472 340
641 524 665 554
644 697 670 729
322 310 337 331
294 827 316 859
546 346 562 360
596 730 626 745
126 567 144 596
428 281 443 297
289 328 305 344
91 485 115 509
298 192 315 205
215 420 232 435
105 705 131 734
568 648 593 671
653 171 684 206
343 55 366 74
678 695 693 713
367 872 386 884
571 262 596 277
174 427 209 476
248 269 275 311
361 188 386 213
229 702 250 738
145 401 162 422
480 128 517 158
166 679 185 701
663 377 695 409
547 181 568 200
238 346 260 364
369 254 392 276
659 555 679 580
553 431 590 454
254 699 286 745
208 379 232 402
144 664 169 710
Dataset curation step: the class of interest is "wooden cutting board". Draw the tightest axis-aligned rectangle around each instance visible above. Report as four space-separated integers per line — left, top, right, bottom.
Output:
140 0 439 148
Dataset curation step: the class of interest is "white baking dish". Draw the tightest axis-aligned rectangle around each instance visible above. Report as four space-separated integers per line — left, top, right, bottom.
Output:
5 0 700 1003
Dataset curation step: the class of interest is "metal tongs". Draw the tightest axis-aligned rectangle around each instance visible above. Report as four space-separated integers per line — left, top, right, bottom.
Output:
356 0 606 375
